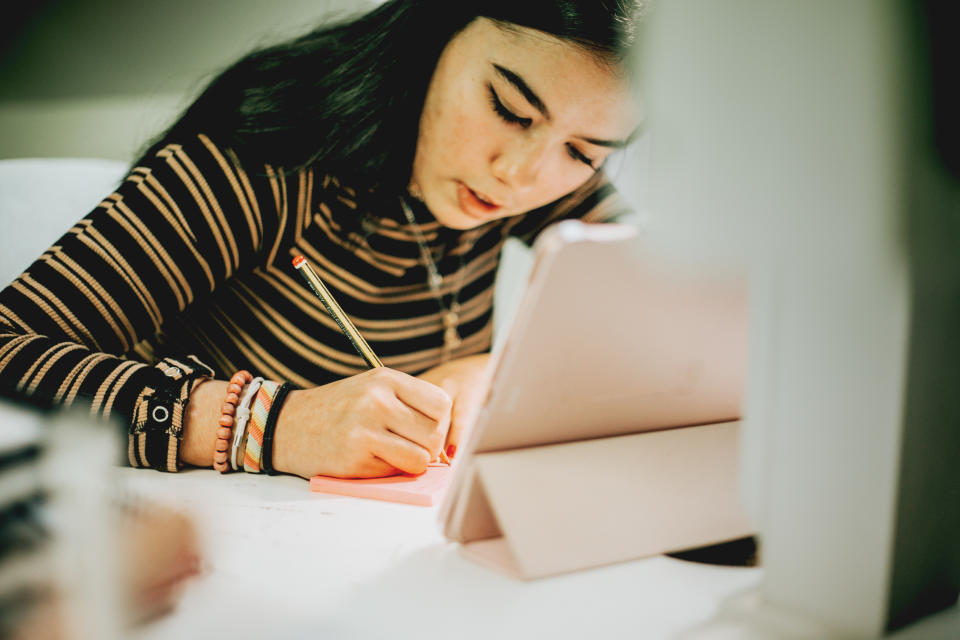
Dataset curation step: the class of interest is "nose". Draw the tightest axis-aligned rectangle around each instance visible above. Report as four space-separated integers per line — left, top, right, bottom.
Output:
490 137 548 191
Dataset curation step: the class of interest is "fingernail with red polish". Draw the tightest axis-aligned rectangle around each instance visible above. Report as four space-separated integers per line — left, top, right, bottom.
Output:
446 444 456 459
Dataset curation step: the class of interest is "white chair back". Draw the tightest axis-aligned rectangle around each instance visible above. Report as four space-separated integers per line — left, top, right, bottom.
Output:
0 158 128 285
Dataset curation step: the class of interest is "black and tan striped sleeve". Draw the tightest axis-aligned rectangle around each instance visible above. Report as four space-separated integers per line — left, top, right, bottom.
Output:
0 134 285 471
505 170 634 245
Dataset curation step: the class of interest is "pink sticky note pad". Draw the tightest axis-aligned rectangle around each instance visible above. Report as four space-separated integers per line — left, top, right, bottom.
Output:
309 463 453 506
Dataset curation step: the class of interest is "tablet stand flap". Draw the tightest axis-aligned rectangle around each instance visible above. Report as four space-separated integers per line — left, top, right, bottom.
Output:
445 463 502 543
469 421 753 579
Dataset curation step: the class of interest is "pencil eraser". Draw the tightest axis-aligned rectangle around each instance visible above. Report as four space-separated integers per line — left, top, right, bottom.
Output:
292 255 306 268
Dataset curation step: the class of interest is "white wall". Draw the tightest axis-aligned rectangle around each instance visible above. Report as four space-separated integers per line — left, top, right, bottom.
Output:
0 0 377 161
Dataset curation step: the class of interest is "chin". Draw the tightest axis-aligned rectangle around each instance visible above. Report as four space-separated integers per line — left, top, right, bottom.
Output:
436 207 503 230
439 213 484 230
421 196 482 230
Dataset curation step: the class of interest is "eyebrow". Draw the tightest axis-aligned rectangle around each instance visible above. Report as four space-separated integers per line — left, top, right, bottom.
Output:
578 135 631 149
493 63 549 118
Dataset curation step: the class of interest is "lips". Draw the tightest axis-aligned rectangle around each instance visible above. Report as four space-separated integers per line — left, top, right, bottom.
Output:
456 182 503 220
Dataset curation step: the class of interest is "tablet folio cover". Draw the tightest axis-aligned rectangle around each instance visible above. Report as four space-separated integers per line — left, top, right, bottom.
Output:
440 220 753 578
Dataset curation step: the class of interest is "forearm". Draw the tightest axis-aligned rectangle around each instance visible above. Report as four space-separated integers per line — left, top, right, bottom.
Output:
0 325 212 471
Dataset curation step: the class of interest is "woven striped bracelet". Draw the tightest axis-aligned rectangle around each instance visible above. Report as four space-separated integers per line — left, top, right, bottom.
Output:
243 380 280 473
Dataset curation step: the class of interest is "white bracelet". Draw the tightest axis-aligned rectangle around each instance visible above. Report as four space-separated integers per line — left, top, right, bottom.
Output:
231 376 264 471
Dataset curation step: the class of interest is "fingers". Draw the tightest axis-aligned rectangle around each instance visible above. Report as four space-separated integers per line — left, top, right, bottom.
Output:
371 368 452 458
444 404 463 458
369 430 433 475
386 402 447 459
443 387 484 459
350 455 400 479
388 368 452 422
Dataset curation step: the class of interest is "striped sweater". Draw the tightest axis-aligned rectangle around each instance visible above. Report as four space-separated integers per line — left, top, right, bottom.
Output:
0 133 628 471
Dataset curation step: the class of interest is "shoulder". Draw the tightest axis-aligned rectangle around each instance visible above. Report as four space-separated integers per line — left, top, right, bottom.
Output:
132 133 315 202
134 133 250 175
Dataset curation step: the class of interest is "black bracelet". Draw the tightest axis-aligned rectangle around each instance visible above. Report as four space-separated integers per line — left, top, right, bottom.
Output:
133 356 214 472
260 382 295 475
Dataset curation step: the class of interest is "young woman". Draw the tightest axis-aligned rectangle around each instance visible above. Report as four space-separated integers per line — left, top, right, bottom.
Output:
0 0 641 480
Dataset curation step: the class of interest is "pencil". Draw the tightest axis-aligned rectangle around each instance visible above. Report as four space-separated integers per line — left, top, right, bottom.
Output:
292 255 450 464
293 255 382 368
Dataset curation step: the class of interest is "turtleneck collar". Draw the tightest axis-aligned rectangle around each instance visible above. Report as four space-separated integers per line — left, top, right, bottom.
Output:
317 172 492 251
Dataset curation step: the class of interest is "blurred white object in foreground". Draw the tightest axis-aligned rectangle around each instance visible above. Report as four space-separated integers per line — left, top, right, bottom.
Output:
634 0 959 637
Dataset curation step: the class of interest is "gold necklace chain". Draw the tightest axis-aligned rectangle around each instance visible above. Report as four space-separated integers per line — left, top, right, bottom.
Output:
398 195 468 362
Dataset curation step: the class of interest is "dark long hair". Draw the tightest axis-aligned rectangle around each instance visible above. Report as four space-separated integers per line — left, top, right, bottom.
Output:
139 0 641 196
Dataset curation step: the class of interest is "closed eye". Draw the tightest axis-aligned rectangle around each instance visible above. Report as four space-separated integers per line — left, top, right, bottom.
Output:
566 144 597 170
488 85 532 128
489 83 597 169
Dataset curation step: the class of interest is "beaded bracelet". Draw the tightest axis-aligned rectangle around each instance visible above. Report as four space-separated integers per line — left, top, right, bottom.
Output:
214 370 252 473
231 376 264 471
243 381 279 473
261 382 295 475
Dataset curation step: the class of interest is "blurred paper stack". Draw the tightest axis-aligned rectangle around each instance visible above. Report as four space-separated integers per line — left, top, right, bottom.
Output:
0 401 54 639
0 400 124 640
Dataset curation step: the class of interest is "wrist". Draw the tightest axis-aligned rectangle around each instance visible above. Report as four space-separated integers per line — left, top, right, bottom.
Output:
181 380 228 467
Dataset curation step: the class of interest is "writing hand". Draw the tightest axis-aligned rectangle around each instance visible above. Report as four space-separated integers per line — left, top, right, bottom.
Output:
272 368 452 478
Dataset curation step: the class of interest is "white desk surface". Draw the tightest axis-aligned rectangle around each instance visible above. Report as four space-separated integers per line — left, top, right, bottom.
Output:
123 467 761 640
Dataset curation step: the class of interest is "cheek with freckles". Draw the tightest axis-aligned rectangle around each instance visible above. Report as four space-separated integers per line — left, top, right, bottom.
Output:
418 112 457 183
437 88 489 175
526 165 593 213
